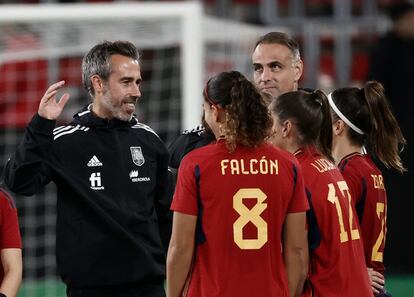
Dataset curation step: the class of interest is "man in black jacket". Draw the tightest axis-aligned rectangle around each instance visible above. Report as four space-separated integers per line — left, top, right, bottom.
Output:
3 41 170 297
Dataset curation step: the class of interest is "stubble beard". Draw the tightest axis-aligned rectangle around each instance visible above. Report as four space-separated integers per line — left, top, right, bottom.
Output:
101 90 134 122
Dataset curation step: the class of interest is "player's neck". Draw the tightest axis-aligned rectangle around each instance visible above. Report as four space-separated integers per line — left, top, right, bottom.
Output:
285 140 301 155
332 138 361 166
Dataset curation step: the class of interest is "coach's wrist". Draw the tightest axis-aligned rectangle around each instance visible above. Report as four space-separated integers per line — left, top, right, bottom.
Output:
0 292 7 297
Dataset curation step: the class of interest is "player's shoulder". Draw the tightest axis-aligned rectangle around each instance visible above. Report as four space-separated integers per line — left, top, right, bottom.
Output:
339 153 371 174
0 187 17 210
296 147 331 168
174 143 214 175
295 149 340 184
363 155 382 175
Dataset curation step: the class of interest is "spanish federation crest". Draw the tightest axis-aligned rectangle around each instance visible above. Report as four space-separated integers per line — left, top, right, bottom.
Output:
130 146 145 166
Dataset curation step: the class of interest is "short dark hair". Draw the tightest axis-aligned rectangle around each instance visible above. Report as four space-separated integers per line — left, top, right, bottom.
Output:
254 32 301 63
82 40 139 97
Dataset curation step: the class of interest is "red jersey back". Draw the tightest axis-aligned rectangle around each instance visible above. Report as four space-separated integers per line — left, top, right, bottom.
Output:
172 140 308 297
339 153 387 273
296 147 371 297
0 188 22 283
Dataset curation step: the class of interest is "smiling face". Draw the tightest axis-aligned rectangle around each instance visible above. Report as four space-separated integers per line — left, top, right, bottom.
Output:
252 43 303 101
93 54 142 121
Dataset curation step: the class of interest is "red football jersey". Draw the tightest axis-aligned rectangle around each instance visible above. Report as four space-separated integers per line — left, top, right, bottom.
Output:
296 147 371 297
0 188 22 283
172 140 308 297
339 153 387 273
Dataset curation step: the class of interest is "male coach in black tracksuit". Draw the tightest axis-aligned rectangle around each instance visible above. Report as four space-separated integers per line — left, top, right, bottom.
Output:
3 41 171 297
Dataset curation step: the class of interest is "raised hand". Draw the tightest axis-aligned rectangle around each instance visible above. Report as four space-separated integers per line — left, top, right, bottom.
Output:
38 81 70 120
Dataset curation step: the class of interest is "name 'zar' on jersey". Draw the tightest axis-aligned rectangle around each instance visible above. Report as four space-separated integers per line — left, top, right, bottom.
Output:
221 157 279 176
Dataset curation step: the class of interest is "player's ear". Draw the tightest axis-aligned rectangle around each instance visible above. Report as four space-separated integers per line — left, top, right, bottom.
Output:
282 120 292 137
333 119 345 136
91 74 105 94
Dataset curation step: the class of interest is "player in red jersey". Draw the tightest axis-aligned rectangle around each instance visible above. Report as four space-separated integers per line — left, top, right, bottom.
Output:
269 90 372 297
0 187 22 297
167 71 309 297
329 81 406 296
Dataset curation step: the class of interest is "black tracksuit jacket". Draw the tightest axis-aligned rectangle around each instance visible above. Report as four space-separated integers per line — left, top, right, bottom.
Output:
4 107 172 288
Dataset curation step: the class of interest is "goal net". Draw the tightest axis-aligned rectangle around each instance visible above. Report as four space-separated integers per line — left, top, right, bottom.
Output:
0 3 283 296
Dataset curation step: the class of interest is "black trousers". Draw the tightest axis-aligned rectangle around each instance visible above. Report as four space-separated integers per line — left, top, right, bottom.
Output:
67 282 166 297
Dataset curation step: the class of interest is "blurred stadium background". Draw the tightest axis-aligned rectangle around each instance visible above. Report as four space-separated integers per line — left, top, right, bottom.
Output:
0 0 413 296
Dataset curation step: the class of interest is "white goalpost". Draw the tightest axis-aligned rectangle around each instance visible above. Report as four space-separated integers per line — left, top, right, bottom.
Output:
0 2 203 131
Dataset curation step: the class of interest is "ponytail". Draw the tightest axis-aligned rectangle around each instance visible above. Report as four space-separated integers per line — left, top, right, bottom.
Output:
363 81 406 172
330 81 406 172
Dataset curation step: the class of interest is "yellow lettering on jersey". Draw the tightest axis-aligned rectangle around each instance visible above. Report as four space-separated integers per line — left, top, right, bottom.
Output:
327 181 360 243
221 159 229 175
221 157 278 176
239 159 250 174
371 174 385 190
270 159 278 175
372 202 385 262
311 158 336 173
233 188 268 249
250 159 258 174
230 159 240 175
